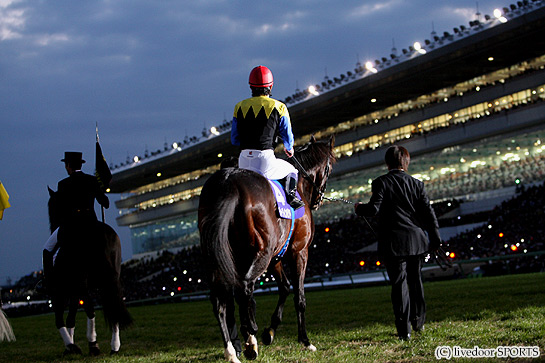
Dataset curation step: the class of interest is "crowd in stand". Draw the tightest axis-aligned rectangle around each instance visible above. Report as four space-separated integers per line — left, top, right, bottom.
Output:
3 180 544 317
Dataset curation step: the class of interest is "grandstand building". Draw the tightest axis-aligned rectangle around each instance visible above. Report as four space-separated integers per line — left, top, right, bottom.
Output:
110 1 545 256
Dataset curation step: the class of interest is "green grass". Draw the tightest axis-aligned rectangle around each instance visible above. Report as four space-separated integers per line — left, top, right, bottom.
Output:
1 273 544 362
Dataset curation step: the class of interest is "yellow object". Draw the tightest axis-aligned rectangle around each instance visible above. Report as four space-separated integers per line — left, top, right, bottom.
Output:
0 181 11 220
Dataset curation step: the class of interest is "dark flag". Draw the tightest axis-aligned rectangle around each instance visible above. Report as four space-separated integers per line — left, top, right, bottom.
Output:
95 135 112 193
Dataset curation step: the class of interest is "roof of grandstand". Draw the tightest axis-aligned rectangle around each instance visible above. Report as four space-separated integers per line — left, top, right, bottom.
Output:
109 2 545 193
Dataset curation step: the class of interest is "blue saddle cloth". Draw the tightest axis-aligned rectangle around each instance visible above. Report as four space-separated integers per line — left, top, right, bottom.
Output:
267 180 304 259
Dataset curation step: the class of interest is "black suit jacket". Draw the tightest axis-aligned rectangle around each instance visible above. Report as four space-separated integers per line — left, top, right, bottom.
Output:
355 169 441 258
57 171 109 225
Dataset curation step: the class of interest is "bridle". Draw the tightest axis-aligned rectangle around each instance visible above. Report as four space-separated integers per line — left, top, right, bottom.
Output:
291 155 330 209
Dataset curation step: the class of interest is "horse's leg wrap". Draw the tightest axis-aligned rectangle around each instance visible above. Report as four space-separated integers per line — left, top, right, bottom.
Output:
224 341 241 363
87 317 96 342
59 327 73 346
110 323 120 353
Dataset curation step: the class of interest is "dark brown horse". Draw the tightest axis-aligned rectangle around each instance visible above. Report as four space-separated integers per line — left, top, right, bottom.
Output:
47 187 132 355
199 136 335 362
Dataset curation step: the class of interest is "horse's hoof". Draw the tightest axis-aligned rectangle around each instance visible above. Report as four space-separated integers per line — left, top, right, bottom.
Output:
63 343 83 356
110 349 119 355
243 346 258 361
243 340 258 361
306 343 317 352
88 341 101 356
261 327 275 346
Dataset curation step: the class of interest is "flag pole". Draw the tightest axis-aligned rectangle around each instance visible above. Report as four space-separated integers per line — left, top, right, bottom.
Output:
96 122 105 223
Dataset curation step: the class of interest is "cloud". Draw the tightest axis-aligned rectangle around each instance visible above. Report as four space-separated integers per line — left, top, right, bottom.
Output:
0 1 25 41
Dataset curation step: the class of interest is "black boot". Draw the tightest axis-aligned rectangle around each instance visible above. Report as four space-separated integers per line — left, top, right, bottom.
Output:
284 174 305 210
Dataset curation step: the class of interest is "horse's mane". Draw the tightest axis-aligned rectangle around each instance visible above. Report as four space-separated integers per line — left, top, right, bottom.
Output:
293 137 336 171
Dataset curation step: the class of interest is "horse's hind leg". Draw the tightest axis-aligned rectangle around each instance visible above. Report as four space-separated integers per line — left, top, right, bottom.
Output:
110 323 120 354
262 262 290 346
211 287 241 363
235 281 259 361
291 255 316 352
82 298 100 356
54 296 82 355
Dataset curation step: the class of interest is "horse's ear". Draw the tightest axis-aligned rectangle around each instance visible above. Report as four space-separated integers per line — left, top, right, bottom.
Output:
329 135 335 149
310 135 316 143
47 186 55 196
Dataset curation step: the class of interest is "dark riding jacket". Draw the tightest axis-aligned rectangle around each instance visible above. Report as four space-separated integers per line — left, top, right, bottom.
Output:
355 170 441 258
231 96 294 151
57 171 109 227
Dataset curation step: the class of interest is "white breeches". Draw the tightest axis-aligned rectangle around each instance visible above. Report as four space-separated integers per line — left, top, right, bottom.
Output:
239 149 297 180
44 227 60 265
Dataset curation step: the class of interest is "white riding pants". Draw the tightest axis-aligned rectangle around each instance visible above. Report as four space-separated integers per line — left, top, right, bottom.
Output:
44 227 60 264
239 149 297 180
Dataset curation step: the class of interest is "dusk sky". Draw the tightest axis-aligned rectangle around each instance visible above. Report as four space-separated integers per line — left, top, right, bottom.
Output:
0 0 505 285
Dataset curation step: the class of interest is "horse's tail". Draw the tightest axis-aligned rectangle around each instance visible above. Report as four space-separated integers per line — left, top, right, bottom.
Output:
0 308 15 342
98 224 133 330
199 173 240 289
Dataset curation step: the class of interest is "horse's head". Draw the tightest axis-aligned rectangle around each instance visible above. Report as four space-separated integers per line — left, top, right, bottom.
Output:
47 186 61 234
294 135 336 210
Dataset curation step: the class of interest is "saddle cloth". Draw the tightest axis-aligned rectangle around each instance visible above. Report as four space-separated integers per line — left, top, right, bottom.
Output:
267 180 305 220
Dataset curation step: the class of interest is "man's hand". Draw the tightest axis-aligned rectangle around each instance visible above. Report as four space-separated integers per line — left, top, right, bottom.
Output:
285 148 294 158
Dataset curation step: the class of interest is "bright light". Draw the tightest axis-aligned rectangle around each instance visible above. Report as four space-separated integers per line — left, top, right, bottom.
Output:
308 85 319 96
210 126 220 135
172 142 179 149
365 61 377 73
370 98 377 103
376 261 381 266
449 252 455 259
510 245 518 251
359 260 365 266
324 227 330 233
414 42 426 54
133 156 139 163
79 300 84 305
157 172 162 177
493 9 508 23
499 232 504 238
217 153 223 158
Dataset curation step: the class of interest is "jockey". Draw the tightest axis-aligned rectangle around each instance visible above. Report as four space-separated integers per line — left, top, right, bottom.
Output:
231 65 304 210
42 151 109 292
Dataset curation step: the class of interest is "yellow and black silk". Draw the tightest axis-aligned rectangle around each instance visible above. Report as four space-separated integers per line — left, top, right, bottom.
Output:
233 96 290 150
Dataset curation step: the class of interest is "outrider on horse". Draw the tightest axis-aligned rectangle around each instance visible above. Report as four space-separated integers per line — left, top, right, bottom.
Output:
199 135 335 362
46 185 132 356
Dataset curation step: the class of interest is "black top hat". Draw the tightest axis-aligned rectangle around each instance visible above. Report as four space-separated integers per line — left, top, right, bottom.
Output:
61 151 86 164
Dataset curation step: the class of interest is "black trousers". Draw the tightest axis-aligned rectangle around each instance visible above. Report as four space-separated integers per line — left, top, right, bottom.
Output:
385 254 426 337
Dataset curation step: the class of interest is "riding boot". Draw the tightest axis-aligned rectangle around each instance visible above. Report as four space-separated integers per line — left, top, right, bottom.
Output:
42 249 54 294
284 173 305 210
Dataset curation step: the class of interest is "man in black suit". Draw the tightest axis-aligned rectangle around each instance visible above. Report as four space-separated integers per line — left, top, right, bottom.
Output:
43 152 109 291
354 145 441 340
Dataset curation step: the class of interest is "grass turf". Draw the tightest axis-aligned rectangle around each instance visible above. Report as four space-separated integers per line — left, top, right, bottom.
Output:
1 272 544 362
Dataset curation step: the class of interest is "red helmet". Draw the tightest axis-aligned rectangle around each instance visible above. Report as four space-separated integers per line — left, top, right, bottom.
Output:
249 66 273 88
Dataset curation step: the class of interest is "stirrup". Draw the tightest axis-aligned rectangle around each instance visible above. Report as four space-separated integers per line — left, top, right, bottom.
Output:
287 193 305 210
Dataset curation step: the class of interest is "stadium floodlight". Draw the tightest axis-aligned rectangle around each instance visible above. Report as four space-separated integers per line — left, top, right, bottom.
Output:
493 8 508 23
172 142 179 149
365 61 377 73
414 41 426 54
133 156 139 163
308 85 319 96
210 126 220 135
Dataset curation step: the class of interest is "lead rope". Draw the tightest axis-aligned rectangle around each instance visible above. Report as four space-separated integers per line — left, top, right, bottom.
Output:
314 180 452 271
